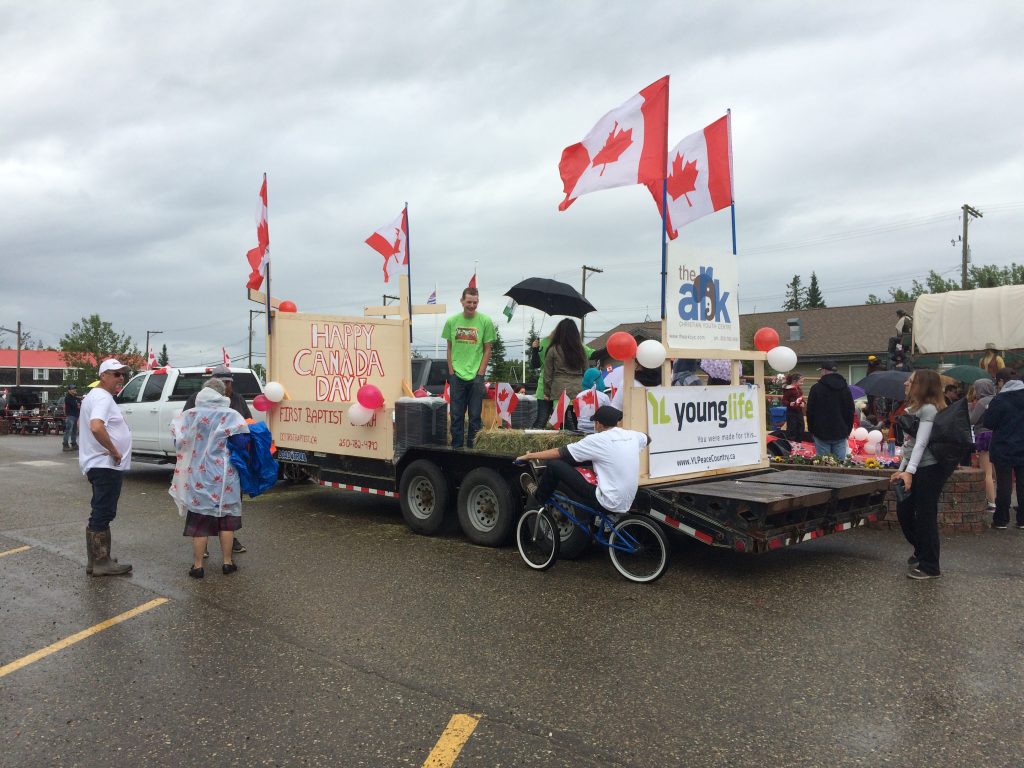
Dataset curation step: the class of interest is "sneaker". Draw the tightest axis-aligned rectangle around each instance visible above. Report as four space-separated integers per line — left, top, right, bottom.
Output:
907 567 941 580
986 502 996 510
907 556 919 567
519 473 538 498
993 523 1009 530
1016 523 1024 530
232 538 246 553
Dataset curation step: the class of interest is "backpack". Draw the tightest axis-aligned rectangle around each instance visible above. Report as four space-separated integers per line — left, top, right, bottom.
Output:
927 398 973 473
228 422 279 498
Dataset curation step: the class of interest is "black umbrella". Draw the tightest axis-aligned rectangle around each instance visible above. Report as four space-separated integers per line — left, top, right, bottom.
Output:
855 370 911 401
505 277 596 318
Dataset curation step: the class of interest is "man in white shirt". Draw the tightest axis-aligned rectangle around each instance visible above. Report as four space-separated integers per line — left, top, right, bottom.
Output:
517 406 648 516
79 359 133 576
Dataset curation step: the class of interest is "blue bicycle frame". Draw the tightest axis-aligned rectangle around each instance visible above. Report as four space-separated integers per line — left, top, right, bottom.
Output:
543 491 641 554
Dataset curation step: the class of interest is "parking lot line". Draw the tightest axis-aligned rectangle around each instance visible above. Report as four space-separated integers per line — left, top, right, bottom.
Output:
0 597 168 679
422 713 480 767
0 545 31 558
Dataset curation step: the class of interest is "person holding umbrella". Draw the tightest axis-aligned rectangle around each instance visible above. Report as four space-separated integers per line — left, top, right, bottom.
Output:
542 318 589 429
442 286 496 449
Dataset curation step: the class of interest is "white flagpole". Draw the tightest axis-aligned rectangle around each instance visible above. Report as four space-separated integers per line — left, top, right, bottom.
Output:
433 282 439 359
521 303 526 383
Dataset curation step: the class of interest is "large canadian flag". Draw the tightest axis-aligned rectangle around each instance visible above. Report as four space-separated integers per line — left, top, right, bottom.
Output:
648 114 732 238
365 206 409 283
558 76 669 211
245 174 270 290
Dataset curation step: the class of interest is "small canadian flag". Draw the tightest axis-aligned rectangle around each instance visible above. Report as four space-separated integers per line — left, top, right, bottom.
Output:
573 386 599 424
222 347 231 366
443 380 450 403
548 389 570 429
495 383 519 427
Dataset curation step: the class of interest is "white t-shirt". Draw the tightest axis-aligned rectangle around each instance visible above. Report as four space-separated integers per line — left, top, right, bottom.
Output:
565 427 648 512
604 366 643 410
79 388 132 473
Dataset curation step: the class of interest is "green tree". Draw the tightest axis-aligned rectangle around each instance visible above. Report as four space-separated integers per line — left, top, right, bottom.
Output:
869 262 1024 303
806 272 826 308
59 315 141 382
524 319 540 385
252 362 266 382
157 343 170 366
865 294 884 304
488 329 516 382
782 275 805 311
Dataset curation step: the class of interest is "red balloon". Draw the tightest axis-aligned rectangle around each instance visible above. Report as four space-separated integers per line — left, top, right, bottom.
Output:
356 383 385 410
607 332 638 361
753 327 780 352
278 300 297 313
252 394 273 412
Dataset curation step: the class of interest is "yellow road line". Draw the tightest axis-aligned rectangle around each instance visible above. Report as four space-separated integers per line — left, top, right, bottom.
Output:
0 597 168 679
0 545 31 558
423 714 480 767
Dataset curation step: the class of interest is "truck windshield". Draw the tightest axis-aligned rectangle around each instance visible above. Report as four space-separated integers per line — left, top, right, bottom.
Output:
169 372 263 401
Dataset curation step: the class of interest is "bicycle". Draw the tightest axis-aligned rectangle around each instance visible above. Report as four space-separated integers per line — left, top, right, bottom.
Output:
516 490 670 584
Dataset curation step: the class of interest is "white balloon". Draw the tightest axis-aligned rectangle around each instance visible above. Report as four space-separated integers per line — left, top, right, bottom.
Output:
635 339 667 369
863 442 878 455
348 402 374 426
853 427 869 441
867 429 884 444
766 345 798 372
264 381 285 403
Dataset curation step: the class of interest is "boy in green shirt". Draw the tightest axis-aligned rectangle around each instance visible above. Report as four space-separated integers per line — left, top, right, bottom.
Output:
442 287 496 448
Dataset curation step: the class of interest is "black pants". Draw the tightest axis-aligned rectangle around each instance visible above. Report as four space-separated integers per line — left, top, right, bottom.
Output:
535 459 601 514
785 409 804 441
993 463 1024 527
895 463 949 575
86 468 124 531
534 399 552 429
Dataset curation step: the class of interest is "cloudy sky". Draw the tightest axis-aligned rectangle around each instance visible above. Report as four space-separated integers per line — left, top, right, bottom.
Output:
2 1 1022 369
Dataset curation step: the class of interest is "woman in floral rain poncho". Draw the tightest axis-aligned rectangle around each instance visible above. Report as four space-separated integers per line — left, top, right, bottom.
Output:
170 378 250 578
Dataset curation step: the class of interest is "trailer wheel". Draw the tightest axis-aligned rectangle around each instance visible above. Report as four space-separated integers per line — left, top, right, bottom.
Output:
399 460 450 535
457 468 516 546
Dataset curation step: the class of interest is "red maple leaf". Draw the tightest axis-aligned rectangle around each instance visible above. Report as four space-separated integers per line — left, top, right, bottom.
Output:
666 152 699 205
591 122 633 176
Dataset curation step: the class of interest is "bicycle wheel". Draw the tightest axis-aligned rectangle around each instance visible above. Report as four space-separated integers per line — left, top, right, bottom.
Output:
516 509 560 571
608 515 669 583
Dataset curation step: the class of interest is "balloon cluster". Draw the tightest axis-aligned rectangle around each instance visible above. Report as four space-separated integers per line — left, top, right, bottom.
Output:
853 427 885 454
606 332 668 369
754 326 798 373
252 380 288 412
349 384 384 426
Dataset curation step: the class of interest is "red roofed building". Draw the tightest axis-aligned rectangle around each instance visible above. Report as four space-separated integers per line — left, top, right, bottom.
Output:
0 349 79 405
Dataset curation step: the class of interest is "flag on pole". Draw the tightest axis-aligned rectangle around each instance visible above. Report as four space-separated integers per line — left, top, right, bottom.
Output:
548 389 570 429
147 348 157 370
426 289 437 305
648 114 732 238
502 299 517 323
494 383 519 427
222 347 231 366
245 174 270 290
558 76 669 212
365 206 409 283
468 272 477 289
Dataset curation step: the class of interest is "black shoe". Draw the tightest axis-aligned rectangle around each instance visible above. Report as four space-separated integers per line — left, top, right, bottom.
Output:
189 566 204 579
993 522 1009 530
907 556 919 567
232 539 246 553
907 567 941 580
222 563 238 575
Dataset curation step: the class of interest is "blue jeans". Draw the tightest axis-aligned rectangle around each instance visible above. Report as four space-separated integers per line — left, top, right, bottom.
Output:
813 437 848 461
449 374 484 448
63 415 78 447
86 468 124 531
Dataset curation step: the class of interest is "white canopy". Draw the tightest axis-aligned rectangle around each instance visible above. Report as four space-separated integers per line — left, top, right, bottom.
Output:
913 286 1024 353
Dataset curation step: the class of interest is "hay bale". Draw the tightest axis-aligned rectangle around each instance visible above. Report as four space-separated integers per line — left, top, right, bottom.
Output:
471 429 580 456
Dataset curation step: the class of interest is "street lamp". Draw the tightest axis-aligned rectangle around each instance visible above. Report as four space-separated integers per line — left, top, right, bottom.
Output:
145 330 163 367
0 322 23 386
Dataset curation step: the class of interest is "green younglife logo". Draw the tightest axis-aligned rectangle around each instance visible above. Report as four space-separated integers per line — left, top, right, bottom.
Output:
647 392 671 425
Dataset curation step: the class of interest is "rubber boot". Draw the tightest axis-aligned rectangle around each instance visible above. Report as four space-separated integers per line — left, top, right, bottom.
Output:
87 529 132 576
85 528 119 574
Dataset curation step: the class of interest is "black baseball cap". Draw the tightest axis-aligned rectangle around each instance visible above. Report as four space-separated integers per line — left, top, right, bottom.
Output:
819 360 838 372
593 405 623 427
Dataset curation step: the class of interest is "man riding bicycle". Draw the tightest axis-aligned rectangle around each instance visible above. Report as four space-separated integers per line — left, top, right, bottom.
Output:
516 405 648 517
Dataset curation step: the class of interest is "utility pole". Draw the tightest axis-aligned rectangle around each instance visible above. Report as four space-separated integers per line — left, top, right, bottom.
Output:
248 310 265 369
961 204 983 289
383 294 399 306
145 330 162 368
580 265 603 343
0 322 22 386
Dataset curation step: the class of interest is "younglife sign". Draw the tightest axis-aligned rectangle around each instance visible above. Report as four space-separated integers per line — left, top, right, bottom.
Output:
665 244 740 351
646 386 762 478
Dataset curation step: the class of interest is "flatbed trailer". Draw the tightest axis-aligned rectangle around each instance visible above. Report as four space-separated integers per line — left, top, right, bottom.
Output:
257 275 887 561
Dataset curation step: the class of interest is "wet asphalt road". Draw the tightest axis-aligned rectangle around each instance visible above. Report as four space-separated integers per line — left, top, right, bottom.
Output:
2 434 1024 767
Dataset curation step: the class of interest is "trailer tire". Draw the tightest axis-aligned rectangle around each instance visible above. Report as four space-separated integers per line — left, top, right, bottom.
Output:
457 468 516 547
399 460 450 535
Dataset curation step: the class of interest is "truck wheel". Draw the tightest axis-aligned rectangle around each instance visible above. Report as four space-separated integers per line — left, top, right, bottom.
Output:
457 468 516 547
399 460 450 535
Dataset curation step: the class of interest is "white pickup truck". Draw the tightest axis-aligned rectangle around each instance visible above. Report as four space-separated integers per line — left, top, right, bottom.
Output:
116 366 265 462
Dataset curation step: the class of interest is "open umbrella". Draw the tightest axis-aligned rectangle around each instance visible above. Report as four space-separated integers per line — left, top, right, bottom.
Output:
941 365 991 384
505 277 596 318
849 384 866 400
855 370 911 401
